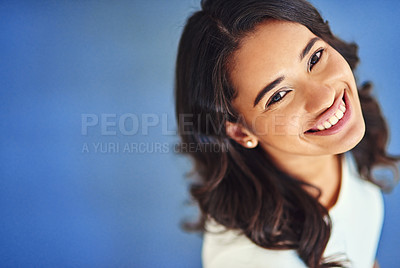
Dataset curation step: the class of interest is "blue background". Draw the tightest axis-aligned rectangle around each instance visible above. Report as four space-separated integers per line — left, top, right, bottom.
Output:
1 0 399 267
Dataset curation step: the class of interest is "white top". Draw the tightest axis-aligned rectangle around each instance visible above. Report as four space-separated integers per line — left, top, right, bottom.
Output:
202 155 384 268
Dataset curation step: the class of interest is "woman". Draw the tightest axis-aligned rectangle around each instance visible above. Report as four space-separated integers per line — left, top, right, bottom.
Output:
175 0 399 267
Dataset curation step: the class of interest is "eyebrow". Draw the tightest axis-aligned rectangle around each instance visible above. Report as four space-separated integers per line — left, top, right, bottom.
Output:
300 37 321 60
253 76 284 107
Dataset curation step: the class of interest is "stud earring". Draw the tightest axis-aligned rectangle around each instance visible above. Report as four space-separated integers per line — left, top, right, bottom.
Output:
246 141 253 147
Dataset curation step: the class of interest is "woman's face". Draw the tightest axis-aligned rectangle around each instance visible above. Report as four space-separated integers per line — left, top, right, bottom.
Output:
229 20 365 160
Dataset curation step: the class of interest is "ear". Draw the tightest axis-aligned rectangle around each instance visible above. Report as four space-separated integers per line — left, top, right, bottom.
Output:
225 121 258 148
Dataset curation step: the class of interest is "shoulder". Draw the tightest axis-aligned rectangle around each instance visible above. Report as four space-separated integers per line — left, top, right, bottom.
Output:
202 220 307 268
344 154 384 217
325 154 384 267
333 154 384 234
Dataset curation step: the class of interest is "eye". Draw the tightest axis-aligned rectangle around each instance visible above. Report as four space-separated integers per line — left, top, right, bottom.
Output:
265 90 290 108
309 49 324 71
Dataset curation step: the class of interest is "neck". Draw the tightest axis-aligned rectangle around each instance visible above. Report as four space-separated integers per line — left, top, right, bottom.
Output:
268 152 342 209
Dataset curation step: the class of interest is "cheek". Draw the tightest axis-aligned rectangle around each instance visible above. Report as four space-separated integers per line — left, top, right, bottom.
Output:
252 113 304 138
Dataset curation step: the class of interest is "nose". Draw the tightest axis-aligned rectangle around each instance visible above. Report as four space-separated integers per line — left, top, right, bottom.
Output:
300 81 336 114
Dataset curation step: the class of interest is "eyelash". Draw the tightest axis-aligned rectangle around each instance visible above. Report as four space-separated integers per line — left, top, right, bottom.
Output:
308 48 324 71
265 48 324 109
265 90 292 108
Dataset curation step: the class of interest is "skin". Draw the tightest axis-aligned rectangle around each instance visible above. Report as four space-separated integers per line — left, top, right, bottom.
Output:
226 20 365 208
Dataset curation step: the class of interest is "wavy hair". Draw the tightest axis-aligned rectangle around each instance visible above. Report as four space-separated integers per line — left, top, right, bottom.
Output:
175 0 399 267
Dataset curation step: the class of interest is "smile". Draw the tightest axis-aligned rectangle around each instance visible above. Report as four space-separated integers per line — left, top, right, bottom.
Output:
316 100 346 130
306 91 351 135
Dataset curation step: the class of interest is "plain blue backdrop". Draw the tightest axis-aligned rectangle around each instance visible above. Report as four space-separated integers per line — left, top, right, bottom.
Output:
1 0 399 267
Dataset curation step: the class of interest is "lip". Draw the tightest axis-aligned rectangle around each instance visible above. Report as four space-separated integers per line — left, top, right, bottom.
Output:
305 90 352 136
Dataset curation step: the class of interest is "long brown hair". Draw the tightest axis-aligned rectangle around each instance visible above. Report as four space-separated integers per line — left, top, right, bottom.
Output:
175 0 399 267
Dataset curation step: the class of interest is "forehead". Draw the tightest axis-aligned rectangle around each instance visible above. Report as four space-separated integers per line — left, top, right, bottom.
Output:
230 20 316 104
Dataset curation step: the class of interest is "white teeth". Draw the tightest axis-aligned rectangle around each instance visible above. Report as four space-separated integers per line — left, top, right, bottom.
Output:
312 102 347 132
323 121 332 129
335 110 344 119
329 116 339 125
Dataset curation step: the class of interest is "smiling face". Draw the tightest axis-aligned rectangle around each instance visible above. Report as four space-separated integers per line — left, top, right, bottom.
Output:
227 20 365 162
